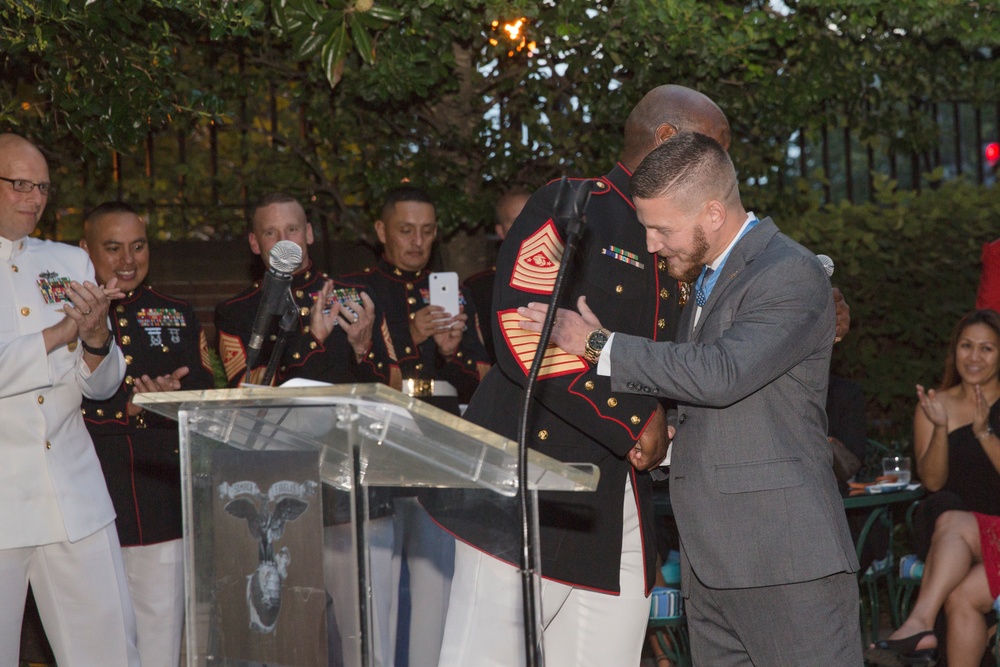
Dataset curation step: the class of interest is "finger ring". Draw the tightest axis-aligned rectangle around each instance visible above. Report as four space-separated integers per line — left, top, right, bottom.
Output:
83 308 92 315
353 314 359 323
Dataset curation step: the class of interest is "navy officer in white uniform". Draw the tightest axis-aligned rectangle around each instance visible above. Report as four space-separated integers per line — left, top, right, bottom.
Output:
0 133 139 666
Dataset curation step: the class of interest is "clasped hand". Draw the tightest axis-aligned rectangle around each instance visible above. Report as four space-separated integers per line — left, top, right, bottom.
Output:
45 279 122 353
518 295 603 357
310 281 376 358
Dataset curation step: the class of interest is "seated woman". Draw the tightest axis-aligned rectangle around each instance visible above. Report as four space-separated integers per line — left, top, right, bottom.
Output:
911 309 1000 559
865 510 999 667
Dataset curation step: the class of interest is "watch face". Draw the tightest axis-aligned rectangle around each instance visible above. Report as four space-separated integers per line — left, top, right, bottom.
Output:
588 330 609 350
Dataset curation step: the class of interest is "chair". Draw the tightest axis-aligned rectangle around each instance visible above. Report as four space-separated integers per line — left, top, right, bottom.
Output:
856 504 898 644
892 500 924 623
648 616 691 667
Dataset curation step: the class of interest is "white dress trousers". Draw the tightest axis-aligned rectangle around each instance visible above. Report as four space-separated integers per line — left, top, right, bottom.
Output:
437 478 650 667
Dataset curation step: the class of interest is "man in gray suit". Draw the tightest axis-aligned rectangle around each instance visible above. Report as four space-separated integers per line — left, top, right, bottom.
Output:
521 131 862 665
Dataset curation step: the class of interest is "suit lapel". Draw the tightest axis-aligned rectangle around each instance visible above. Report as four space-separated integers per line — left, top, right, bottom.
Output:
692 217 779 337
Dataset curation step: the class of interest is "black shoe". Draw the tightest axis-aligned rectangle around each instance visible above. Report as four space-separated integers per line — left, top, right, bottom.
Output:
863 631 938 667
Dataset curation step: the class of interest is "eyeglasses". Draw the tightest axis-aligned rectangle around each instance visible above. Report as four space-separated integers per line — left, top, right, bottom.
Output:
0 176 56 196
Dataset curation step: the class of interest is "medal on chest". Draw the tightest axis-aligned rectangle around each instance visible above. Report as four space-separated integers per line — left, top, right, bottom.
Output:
136 308 186 346
37 271 72 304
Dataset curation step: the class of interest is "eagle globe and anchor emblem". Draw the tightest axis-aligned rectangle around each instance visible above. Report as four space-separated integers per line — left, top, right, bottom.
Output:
218 479 318 633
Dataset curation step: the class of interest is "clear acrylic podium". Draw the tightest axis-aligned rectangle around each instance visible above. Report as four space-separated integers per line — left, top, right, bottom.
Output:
135 383 599 667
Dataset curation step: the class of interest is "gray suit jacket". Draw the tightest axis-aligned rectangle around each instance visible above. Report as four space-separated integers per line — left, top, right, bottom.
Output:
610 217 858 590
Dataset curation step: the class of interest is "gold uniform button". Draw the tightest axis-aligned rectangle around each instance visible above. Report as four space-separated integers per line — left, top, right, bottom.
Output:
96 409 105 417
303 325 310 333
537 429 549 441
456 351 463 358
658 319 666 329
67 341 78 352
296 290 304 299
300 307 310 317
658 259 667 271
45 441 51 450
125 376 134 386
269 334 277 341
394 268 402 276
631 415 641 425
161 345 169 352
615 285 623 294
81 408 86 415
585 381 595 390
20 307 29 316
116 305 125 313
120 335 131 346
124 355 133 364
405 346 412 354
415 363 424 371
292 352 301 360
304 271 312 280
310 341 317 349
409 312 416 321
407 297 417 305
118 318 128 327
660 288 670 299
115 411 123 419
11 265 17 272
377 362 384 368
368 352 376 359
607 397 618 408
37 396 44 404
405 282 413 290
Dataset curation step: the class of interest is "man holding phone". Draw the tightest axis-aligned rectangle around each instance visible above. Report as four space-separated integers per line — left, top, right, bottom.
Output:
342 185 489 667
343 185 489 413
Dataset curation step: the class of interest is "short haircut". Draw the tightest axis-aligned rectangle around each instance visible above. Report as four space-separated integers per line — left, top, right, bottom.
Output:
380 185 435 220
628 131 737 207
249 192 302 234
83 201 138 225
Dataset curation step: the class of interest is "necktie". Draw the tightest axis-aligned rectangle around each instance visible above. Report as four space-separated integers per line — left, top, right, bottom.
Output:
695 267 714 307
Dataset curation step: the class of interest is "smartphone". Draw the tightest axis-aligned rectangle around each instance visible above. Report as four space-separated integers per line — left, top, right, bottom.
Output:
429 272 460 318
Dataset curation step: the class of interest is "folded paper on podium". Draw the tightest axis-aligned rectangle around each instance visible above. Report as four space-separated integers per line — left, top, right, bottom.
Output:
135 383 598 667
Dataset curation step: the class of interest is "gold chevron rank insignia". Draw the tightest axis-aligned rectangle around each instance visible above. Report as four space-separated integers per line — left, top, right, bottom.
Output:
218 331 247 382
499 309 587 379
511 221 564 294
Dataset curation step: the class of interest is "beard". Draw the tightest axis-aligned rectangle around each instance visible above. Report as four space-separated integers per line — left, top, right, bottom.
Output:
668 224 711 284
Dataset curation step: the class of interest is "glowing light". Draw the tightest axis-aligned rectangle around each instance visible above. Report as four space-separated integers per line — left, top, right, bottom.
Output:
491 17 538 58
986 142 1000 165
504 19 524 41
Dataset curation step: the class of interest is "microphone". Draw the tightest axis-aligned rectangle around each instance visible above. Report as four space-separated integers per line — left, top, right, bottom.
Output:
553 178 596 241
816 254 834 277
245 240 303 373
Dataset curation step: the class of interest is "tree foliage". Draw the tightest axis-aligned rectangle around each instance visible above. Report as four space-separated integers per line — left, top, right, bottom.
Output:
3 0 998 238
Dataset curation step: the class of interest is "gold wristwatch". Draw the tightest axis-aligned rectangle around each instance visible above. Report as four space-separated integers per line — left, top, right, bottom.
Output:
583 328 611 364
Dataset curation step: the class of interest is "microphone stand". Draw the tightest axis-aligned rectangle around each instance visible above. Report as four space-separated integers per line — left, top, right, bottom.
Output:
517 177 594 667
262 295 301 387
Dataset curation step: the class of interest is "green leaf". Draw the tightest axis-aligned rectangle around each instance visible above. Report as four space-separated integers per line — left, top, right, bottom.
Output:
297 0 323 23
322 21 349 87
271 5 288 32
366 4 403 22
294 25 327 61
350 19 375 65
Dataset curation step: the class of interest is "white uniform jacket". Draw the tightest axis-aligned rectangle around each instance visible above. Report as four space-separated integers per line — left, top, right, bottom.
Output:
0 236 124 548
